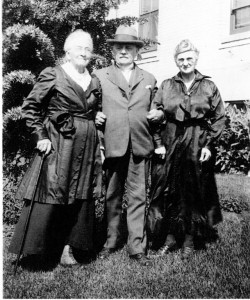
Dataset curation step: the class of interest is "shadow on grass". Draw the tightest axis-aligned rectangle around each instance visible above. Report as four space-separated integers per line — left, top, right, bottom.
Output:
12 254 60 273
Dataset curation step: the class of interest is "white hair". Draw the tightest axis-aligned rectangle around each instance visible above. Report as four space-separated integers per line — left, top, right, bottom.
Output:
174 39 199 62
64 29 93 52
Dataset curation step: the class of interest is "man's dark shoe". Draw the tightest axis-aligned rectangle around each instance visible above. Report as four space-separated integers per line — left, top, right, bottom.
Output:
98 248 115 259
130 253 152 266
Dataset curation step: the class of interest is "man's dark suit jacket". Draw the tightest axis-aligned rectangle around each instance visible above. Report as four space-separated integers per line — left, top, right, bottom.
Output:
94 64 157 159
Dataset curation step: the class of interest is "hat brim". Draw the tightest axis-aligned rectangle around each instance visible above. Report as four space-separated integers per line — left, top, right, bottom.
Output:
107 39 144 48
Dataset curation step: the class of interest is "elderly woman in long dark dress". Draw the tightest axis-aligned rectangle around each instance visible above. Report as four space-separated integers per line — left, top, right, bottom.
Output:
9 30 102 266
148 39 225 258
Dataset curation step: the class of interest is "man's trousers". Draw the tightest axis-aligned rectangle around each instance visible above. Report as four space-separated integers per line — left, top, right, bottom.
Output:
104 148 149 255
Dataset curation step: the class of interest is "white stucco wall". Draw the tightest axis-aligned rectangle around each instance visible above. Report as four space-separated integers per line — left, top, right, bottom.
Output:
107 0 250 101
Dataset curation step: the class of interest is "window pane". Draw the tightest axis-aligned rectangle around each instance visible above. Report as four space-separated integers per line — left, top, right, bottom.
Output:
139 11 158 40
139 13 151 39
150 12 158 40
233 0 250 9
140 0 159 14
140 0 151 14
152 0 159 11
235 6 250 28
139 1 159 51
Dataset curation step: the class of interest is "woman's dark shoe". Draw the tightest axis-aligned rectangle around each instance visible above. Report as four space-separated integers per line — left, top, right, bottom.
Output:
181 246 194 260
73 249 96 264
130 253 152 266
98 248 115 259
154 242 177 257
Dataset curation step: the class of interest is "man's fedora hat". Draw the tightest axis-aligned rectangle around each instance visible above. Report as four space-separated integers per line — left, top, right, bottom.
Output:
107 25 144 48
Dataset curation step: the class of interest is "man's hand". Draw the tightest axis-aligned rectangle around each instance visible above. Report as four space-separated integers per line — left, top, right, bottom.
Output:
95 112 107 127
199 147 211 162
37 139 51 155
154 146 166 159
147 109 164 123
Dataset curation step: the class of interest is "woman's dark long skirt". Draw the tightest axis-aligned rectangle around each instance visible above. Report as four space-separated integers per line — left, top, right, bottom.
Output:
9 199 95 256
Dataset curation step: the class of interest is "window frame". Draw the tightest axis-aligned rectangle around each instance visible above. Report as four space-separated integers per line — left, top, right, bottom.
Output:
138 0 159 53
230 0 250 34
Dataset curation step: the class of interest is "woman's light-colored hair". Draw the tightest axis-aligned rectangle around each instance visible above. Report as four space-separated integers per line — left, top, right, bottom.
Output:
64 29 93 52
174 39 199 62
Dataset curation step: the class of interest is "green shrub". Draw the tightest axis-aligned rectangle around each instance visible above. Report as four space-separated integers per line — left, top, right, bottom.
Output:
2 70 36 112
3 106 34 163
217 174 250 214
215 102 250 175
3 176 23 225
3 23 55 75
220 197 249 214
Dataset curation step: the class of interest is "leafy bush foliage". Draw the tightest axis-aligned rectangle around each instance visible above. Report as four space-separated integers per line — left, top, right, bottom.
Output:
220 196 249 214
215 102 250 175
3 0 137 64
3 107 34 165
3 24 55 75
3 177 23 225
2 0 35 31
3 70 36 93
3 70 36 112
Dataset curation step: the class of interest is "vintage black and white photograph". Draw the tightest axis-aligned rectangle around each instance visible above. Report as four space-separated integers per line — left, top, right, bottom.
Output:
2 0 250 298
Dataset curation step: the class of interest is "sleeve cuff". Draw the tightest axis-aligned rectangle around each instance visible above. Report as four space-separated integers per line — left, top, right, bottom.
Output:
33 129 49 143
153 134 164 148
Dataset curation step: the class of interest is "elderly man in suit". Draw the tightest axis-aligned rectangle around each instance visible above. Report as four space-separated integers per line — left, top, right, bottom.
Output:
94 25 165 265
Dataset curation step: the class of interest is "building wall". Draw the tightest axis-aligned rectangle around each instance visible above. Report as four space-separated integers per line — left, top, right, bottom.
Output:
107 0 250 101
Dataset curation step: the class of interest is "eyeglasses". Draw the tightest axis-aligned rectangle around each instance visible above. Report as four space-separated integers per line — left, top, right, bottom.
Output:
68 46 92 53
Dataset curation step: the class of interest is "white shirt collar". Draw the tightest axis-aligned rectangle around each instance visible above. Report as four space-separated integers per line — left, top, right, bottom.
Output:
61 62 91 91
116 63 134 83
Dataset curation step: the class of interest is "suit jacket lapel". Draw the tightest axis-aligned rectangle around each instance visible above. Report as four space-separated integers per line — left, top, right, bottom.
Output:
129 65 144 91
107 65 129 98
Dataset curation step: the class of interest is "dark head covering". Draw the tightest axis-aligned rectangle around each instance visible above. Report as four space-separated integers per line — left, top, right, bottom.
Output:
107 25 144 48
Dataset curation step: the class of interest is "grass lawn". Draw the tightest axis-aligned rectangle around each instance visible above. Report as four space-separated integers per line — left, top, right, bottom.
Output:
2 175 250 299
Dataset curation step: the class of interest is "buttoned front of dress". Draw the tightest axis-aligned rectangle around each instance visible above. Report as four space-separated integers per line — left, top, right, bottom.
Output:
15 66 102 205
148 69 226 241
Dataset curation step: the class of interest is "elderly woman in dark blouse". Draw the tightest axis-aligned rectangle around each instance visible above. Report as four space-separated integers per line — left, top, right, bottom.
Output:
148 39 225 258
9 30 102 266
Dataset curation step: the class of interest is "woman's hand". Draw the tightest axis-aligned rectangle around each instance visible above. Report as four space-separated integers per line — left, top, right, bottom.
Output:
147 109 164 123
36 139 52 155
199 147 211 162
154 146 166 159
95 112 107 127
100 147 105 164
